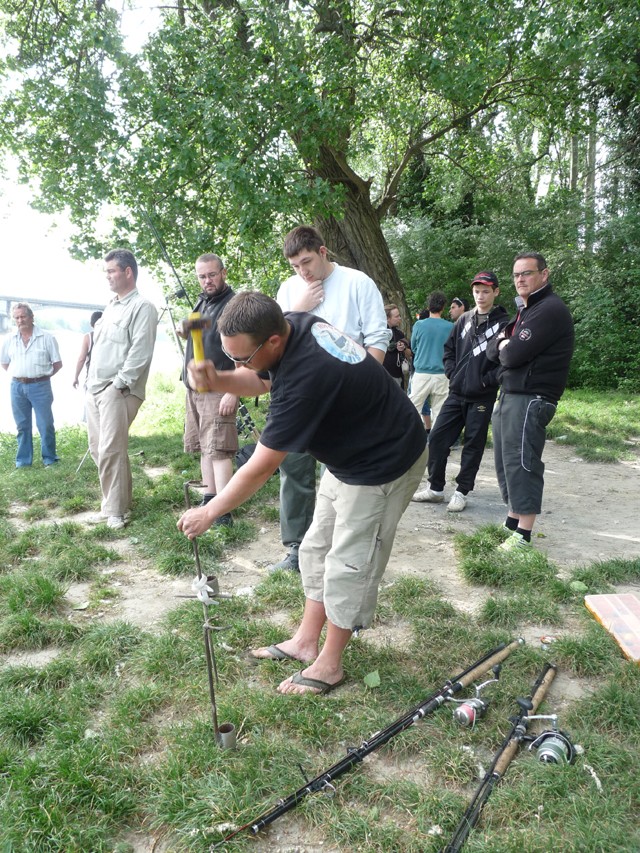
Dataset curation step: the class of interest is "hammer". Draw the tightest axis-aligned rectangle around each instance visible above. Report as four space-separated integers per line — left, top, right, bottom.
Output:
181 312 212 392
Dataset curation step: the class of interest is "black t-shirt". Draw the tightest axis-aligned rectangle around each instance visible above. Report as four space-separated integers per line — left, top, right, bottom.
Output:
260 312 426 485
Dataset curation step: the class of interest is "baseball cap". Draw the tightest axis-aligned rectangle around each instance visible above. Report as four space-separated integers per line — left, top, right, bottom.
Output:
471 271 499 288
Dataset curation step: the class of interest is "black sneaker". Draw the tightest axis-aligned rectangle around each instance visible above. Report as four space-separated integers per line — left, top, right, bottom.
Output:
214 513 233 527
269 548 300 573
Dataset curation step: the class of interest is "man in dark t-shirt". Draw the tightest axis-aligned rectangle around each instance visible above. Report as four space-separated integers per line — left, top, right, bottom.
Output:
178 292 427 697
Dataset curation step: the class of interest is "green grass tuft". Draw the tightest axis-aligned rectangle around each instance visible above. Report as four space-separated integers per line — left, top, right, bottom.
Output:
0 572 66 615
479 592 562 628
569 557 640 594
552 621 625 677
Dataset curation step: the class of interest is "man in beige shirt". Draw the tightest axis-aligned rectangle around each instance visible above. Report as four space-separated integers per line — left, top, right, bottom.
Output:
86 249 158 529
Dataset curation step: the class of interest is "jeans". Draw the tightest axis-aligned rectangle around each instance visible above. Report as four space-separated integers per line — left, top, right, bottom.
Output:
10 378 58 467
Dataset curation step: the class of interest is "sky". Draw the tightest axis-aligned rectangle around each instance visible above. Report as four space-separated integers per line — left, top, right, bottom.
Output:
0 176 164 311
0 0 178 432
0 0 165 311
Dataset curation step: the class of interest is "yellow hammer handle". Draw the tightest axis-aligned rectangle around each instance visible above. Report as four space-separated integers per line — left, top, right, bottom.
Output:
189 312 207 392
192 328 205 363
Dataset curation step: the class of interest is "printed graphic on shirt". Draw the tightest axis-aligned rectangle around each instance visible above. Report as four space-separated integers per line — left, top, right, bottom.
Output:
518 328 532 341
311 322 366 364
461 317 504 356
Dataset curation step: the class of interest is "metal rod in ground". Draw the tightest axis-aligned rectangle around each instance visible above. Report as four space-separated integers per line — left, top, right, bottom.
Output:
183 482 220 740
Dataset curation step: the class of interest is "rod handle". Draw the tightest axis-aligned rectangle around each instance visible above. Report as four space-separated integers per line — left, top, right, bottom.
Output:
455 638 525 692
493 664 557 777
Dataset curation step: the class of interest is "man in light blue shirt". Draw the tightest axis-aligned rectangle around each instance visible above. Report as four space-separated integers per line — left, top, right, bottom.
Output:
409 291 453 429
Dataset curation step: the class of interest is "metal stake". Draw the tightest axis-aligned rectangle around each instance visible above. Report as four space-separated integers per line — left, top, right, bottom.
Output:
184 482 221 741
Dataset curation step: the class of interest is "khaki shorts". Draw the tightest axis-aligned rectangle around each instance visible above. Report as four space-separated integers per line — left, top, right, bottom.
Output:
184 389 238 459
298 448 427 631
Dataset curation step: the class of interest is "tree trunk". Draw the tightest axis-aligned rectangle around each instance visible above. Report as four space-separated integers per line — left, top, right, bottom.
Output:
312 145 412 331
584 112 597 252
570 134 579 191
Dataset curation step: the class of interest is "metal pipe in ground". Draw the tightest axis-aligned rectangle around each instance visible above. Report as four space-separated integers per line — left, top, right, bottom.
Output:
183 482 236 749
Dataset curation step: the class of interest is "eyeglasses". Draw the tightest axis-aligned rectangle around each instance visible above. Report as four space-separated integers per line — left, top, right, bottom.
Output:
198 271 223 282
221 340 266 366
512 269 542 280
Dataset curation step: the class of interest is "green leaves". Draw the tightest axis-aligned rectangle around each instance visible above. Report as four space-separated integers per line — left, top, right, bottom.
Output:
0 0 637 347
364 669 381 689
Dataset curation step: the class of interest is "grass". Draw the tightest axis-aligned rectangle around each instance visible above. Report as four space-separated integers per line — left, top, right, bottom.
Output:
0 378 638 851
547 388 640 462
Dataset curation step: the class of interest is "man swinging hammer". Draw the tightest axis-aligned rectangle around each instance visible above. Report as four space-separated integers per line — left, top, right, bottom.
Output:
177 292 426 696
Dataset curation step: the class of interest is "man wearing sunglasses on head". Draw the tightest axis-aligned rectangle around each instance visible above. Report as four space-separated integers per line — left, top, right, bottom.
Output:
178 291 426 697
486 252 574 552
182 254 238 526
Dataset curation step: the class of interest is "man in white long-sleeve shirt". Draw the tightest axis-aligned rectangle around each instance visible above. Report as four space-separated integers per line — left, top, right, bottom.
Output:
86 249 158 530
273 224 390 572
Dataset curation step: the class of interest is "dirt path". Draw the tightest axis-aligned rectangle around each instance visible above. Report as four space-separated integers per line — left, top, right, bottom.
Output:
50 440 640 635
216 440 640 600
390 439 640 600
5 440 639 651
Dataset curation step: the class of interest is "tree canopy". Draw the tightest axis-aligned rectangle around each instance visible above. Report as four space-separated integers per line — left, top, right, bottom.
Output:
0 0 638 387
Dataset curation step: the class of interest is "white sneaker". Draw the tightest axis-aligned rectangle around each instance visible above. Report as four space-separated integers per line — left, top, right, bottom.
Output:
412 488 444 503
107 515 126 530
87 511 130 525
447 491 467 512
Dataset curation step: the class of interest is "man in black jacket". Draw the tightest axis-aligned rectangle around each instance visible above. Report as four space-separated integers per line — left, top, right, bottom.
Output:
182 253 238 525
486 252 574 550
413 272 509 512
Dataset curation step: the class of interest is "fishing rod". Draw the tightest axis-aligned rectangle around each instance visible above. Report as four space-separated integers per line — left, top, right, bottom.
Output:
212 637 525 848
141 208 194 309
441 661 575 853
141 208 195 359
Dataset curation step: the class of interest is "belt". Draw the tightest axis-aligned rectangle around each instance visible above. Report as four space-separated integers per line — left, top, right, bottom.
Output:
12 376 50 384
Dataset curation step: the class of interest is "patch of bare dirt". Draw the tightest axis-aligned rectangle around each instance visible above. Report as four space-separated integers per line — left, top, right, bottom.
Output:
5 440 638 665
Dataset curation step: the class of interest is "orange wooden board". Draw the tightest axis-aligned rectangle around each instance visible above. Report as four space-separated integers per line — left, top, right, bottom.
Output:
585 593 640 663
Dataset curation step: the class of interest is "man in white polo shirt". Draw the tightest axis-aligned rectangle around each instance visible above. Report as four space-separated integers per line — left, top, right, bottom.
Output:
1 302 62 468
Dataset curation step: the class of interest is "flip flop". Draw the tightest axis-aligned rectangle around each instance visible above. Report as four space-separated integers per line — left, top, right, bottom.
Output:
284 670 347 695
246 644 302 665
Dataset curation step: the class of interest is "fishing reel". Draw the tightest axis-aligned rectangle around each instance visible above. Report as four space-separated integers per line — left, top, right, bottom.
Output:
524 715 577 765
450 665 502 727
